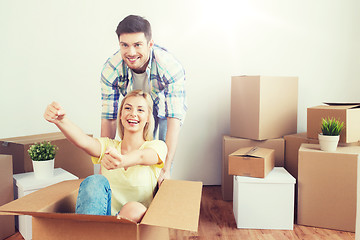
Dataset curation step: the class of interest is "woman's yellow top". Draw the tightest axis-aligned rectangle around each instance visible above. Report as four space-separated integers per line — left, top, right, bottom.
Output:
91 138 167 215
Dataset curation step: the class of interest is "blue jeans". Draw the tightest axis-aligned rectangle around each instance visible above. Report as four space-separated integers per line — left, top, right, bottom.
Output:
75 175 112 215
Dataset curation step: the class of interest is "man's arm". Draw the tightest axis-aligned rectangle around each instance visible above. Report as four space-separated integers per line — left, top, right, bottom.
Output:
101 119 117 139
158 117 181 185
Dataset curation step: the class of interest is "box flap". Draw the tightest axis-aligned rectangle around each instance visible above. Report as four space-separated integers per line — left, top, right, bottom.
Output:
230 146 273 158
141 179 202 232
324 102 360 106
0 179 82 214
315 103 360 110
0 179 136 225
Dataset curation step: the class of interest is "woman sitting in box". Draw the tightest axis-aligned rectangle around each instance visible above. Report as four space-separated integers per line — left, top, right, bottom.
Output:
44 90 167 223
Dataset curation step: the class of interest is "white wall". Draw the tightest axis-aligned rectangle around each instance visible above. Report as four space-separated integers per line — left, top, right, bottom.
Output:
1 0 359 184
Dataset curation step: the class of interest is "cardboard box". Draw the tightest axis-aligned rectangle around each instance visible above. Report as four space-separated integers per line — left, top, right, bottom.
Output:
0 178 202 240
357 172 360 240
0 132 93 178
13 168 79 240
0 155 15 240
298 144 360 232
284 133 319 180
229 146 275 178
307 103 360 143
285 132 360 223
222 135 284 201
233 167 295 230
230 75 298 140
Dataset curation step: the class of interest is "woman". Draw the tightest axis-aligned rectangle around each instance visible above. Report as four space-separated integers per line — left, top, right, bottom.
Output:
44 90 167 222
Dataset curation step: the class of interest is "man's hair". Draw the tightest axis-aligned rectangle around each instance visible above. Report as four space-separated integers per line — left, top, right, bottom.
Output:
117 90 155 141
115 15 152 42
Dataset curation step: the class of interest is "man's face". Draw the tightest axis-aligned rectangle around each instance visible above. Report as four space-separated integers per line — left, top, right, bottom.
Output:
119 32 154 74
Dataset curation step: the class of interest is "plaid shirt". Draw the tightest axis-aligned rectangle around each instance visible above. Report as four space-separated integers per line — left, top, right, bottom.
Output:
100 44 187 123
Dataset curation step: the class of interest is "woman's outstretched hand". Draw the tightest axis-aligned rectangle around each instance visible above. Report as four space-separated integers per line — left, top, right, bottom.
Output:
44 101 66 124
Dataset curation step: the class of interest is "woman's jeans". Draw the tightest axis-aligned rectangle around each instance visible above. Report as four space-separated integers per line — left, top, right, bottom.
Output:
75 174 112 215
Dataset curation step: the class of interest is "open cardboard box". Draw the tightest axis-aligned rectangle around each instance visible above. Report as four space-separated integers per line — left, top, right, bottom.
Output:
228 146 275 178
307 102 360 143
0 178 203 240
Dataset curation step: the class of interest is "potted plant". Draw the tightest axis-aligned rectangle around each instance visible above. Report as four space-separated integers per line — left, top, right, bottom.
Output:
28 141 58 179
318 117 344 152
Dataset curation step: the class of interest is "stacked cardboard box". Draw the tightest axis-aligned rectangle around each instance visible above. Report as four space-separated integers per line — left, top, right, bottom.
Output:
222 75 298 200
295 103 360 232
298 144 360 231
0 155 15 240
307 103 360 143
227 76 298 230
0 132 94 178
283 132 360 223
233 167 295 230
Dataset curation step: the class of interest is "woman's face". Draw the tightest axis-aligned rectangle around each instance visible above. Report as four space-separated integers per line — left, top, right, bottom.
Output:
120 96 149 134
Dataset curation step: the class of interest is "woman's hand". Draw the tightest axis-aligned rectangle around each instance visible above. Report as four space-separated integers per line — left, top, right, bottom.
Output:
102 147 126 170
44 102 66 124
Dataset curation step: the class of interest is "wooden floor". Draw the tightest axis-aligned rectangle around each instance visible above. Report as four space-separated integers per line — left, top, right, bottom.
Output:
5 186 356 240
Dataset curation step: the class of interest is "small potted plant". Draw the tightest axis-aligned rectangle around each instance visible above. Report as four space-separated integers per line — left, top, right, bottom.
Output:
28 141 58 179
318 117 344 152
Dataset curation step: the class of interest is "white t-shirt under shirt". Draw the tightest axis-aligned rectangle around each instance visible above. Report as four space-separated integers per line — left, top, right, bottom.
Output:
132 70 151 93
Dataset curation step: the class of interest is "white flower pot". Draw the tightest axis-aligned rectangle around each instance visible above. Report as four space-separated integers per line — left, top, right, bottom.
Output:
32 159 55 179
318 134 340 152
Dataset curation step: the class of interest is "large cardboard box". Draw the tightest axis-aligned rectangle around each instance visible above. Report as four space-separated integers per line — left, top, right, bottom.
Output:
0 155 15 240
230 75 298 140
222 135 284 201
307 103 360 143
0 132 93 178
0 179 202 240
229 147 275 178
285 132 360 223
233 167 295 230
298 144 360 232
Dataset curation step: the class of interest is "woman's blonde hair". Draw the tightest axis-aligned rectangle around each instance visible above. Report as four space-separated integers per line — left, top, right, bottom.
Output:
117 90 155 141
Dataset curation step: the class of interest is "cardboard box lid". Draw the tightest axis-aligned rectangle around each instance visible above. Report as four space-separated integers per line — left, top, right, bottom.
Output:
0 178 203 232
324 102 360 106
230 146 274 159
141 179 202 232
312 103 360 110
235 167 295 184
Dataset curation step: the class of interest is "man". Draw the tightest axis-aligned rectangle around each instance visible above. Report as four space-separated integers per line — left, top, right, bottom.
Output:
100 15 187 185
